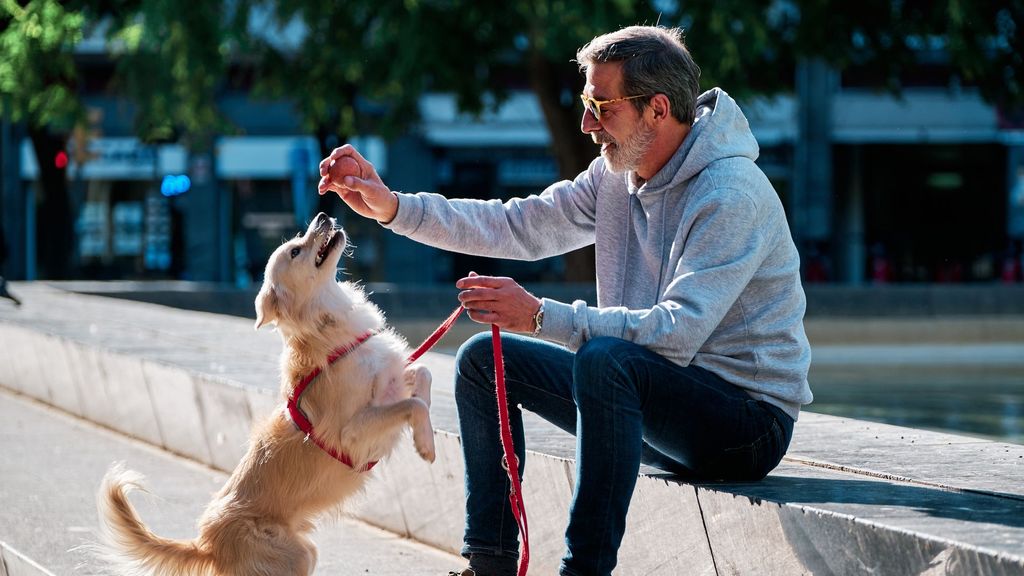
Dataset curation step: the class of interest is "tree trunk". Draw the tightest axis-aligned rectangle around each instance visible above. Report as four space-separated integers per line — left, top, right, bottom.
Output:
28 128 73 279
316 122 347 219
528 50 597 282
315 85 358 219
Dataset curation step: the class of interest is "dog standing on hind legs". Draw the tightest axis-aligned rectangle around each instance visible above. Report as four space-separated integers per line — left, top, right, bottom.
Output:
95 212 435 575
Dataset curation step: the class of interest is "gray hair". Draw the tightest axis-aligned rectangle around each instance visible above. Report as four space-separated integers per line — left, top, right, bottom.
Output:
576 26 701 125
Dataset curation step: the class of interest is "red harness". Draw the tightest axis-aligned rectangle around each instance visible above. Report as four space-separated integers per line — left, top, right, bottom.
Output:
286 331 379 471
286 306 529 575
286 306 465 471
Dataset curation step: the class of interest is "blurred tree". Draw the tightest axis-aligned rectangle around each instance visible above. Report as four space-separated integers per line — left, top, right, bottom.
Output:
238 1 377 220
2 0 1021 279
245 0 656 280
89 0 249 148
249 0 1021 279
780 1 1023 109
1 0 84 278
1 0 248 278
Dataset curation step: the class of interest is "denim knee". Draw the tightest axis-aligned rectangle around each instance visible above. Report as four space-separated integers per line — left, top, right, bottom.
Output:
572 337 639 403
455 332 495 389
576 336 634 362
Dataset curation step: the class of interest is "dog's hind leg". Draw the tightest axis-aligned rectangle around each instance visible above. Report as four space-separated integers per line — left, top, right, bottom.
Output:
222 522 317 576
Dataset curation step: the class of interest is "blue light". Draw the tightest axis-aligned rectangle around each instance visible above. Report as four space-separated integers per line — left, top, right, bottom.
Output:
160 174 191 197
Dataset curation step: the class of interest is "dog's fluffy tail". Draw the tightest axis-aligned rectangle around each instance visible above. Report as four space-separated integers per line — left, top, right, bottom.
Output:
94 463 215 576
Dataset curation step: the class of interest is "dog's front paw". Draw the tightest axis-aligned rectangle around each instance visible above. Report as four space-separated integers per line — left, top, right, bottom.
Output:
411 400 436 463
415 428 436 463
406 365 433 408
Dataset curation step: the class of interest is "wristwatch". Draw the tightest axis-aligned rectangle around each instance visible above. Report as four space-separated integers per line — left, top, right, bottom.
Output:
531 301 544 337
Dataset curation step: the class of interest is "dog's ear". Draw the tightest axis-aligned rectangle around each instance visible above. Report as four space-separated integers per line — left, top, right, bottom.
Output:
255 284 282 330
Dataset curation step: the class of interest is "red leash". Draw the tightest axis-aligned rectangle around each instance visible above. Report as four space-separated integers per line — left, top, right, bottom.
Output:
411 307 530 574
407 305 465 364
490 323 530 576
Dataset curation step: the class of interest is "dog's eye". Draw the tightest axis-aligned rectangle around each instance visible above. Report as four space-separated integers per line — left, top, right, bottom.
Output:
290 247 301 258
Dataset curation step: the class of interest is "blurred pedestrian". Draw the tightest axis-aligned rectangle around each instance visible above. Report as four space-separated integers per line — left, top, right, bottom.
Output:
319 25 811 576
0 220 20 306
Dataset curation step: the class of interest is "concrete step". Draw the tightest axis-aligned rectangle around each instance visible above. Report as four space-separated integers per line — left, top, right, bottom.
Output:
0 388 464 575
1 282 1023 575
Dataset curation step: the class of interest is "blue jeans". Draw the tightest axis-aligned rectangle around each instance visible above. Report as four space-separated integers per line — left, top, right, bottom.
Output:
454 333 794 576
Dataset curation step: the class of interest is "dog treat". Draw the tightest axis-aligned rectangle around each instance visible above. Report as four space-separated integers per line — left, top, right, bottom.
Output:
329 156 362 186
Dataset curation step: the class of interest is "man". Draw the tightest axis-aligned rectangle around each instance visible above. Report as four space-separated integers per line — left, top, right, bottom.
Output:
318 25 811 576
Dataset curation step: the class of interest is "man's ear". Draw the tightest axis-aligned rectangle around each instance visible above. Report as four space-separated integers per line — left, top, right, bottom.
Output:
649 93 671 123
255 284 281 330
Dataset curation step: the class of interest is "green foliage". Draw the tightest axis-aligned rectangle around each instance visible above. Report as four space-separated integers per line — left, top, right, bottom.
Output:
96 0 250 146
3 0 1023 150
241 0 652 139
0 0 85 129
242 0 377 137
942 0 1023 106
665 1 798 99
744 0 1021 105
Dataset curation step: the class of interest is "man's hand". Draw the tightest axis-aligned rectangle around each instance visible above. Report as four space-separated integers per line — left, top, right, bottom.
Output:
317 144 399 223
456 274 542 334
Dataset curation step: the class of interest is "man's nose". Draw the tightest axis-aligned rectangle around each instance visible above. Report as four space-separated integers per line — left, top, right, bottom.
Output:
581 108 601 134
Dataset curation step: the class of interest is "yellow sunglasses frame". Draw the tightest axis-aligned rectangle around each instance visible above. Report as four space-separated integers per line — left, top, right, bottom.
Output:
580 93 651 121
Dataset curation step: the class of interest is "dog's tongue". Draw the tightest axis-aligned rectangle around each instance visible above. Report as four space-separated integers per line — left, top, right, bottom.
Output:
316 231 335 265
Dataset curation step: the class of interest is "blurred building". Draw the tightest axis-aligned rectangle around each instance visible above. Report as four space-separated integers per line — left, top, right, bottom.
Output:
3 53 1023 286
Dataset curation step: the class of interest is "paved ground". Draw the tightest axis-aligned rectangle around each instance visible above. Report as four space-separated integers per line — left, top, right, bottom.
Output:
0 388 464 576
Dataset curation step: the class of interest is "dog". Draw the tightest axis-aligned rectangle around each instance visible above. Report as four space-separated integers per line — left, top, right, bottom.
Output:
95 212 435 575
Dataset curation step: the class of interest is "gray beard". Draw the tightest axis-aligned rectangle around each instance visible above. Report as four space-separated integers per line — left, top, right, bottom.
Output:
601 119 656 174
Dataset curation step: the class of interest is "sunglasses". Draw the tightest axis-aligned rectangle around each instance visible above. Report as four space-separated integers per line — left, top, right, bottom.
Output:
579 93 652 121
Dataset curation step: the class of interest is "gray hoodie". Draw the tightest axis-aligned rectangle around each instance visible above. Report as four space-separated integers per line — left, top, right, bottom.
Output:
385 88 812 420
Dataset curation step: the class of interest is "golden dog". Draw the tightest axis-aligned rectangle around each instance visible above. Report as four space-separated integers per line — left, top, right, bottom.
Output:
95 212 435 575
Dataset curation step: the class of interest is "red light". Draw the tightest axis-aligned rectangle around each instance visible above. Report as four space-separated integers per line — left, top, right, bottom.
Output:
54 150 68 169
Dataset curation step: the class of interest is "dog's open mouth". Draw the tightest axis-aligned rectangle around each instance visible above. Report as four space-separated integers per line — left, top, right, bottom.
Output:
314 228 343 268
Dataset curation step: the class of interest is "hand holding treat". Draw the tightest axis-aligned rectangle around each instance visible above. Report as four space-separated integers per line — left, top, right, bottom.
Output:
317 145 398 223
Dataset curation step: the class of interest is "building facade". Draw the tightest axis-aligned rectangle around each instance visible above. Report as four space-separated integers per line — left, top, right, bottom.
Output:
3 66 1023 286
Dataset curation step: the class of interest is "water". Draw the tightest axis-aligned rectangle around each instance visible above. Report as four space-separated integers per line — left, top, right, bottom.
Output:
807 367 1024 445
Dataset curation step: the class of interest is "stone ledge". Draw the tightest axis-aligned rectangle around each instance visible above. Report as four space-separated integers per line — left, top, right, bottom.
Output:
1 283 1022 575
0 541 56 576
42 280 1024 318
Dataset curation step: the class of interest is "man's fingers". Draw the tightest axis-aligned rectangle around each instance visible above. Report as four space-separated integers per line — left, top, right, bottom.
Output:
338 144 370 165
458 289 500 306
339 175 370 193
465 309 499 325
456 275 505 289
320 144 372 176
332 145 372 172
317 175 331 195
318 173 365 198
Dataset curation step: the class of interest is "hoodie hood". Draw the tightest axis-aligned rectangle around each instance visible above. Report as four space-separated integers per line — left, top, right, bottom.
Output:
637 88 760 193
